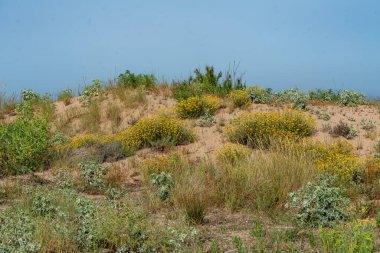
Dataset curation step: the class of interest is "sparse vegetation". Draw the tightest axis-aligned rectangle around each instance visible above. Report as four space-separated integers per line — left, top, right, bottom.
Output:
1 72 380 252
331 121 358 139
57 88 73 105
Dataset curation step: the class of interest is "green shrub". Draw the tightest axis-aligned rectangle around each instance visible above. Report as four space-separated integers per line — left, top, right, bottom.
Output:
81 80 104 105
176 95 222 118
318 220 375 253
117 70 156 88
171 65 245 100
286 175 350 227
150 172 175 201
78 160 109 193
16 90 55 120
0 118 51 175
21 89 39 101
57 89 73 105
228 89 250 108
248 86 273 104
275 88 308 109
338 90 367 106
226 110 316 148
308 89 339 102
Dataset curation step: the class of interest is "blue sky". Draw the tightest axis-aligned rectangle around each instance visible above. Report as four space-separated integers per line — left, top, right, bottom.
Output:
1 0 380 96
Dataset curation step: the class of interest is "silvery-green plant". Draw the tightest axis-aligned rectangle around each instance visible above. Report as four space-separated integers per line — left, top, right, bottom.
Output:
286 174 350 227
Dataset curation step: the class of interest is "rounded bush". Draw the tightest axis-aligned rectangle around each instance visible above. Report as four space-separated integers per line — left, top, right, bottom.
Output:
0 118 51 175
110 116 195 150
305 140 362 182
215 143 251 164
66 134 102 149
226 110 316 148
228 89 250 108
176 95 222 118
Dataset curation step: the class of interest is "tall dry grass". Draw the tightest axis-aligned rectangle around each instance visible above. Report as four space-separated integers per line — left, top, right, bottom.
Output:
140 142 317 223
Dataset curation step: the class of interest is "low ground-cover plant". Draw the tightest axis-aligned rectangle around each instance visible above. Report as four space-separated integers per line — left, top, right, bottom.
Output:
360 118 376 131
0 118 51 175
226 110 316 148
330 121 357 139
176 95 222 118
198 112 215 127
286 174 351 227
316 110 331 121
78 160 109 193
0 187 180 252
317 219 376 253
150 172 175 201
117 70 156 88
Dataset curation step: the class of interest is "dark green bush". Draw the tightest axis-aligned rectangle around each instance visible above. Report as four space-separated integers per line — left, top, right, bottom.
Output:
308 89 339 102
117 70 156 88
171 65 245 100
0 118 52 175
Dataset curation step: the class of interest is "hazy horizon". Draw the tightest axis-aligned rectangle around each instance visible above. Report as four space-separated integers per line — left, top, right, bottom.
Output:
1 0 380 96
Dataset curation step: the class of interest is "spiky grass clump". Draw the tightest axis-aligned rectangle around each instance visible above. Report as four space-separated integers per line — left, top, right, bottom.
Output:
226 110 316 148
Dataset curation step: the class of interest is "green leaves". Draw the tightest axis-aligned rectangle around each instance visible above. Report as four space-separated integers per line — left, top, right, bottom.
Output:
0 118 51 175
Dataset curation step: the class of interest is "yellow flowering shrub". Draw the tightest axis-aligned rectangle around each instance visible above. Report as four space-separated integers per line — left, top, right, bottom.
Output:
140 155 173 178
215 143 251 164
305 140 362 182
228 89 250 108
108 116 195 150
202 95 223 114
65 133 102 149
176 95 222 118
225 110 316 148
